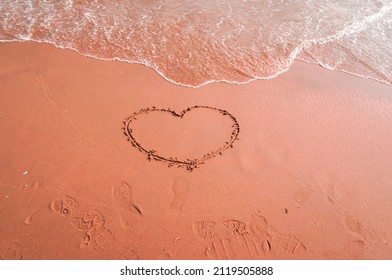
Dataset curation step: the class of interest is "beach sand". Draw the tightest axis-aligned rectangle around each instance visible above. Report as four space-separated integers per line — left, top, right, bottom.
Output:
1 41 392 259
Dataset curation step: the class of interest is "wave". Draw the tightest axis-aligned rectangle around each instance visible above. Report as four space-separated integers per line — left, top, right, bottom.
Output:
1 0 391 87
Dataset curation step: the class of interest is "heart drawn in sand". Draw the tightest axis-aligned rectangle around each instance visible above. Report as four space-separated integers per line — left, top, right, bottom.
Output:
122 106 240 171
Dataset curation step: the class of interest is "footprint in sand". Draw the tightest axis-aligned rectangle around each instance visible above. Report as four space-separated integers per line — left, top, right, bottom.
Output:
70 209 106 233
49 195 79 217
223 220 259 259
169 178 189 213
205 239 236 260
193 221 217 239
70 209 115 250
194 211 306 259
112 181 142 231
249 211 306 256
198 219 260 259
50 195 114 250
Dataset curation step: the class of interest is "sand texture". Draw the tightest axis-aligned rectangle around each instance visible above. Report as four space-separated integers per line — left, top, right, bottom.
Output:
1 42 392 259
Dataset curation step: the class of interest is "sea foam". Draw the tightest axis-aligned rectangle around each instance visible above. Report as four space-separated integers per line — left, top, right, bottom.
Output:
1 0 391 87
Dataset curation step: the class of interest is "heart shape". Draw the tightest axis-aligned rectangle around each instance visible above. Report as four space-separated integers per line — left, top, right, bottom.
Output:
122 106 240 171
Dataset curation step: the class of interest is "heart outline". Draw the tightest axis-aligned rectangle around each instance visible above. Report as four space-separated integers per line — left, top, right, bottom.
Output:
122 105 240 171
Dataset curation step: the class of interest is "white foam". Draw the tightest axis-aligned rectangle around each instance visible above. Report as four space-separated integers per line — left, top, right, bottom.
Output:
0 0 391 87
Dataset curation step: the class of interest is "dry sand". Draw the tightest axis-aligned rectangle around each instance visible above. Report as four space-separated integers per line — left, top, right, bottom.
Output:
1 41 392 259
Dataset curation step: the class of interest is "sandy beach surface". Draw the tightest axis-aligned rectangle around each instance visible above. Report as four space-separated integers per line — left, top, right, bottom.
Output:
1 41 392 260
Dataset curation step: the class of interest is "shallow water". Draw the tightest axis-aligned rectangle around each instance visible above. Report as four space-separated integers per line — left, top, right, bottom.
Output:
1 0 391 87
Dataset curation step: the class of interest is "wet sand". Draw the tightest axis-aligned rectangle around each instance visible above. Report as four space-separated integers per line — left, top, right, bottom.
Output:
1 41 392 259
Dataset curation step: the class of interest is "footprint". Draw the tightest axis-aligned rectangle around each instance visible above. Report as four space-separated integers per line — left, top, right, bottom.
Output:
70 209 106 234
112 181 143 230
50 194 117 250
269 230 307 255
250 212 306 256
193 221 225 259
111 181 144 242
223 220 248 237
205 239 235 260
81 228 115 251
169 178 189 213
249 211 270 242
192 221 217 239
70 209 115 250
197 219 260 259
0 240 22 260
225 219 265 258
195 212 307 259
242 212 307 257
49 195 79 217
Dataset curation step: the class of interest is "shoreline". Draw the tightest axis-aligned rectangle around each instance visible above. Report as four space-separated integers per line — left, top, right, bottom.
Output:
2 39 390 88
1 41 392 259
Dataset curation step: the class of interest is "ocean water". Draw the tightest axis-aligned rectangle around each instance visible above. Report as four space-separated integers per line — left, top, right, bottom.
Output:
1 0 391 87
